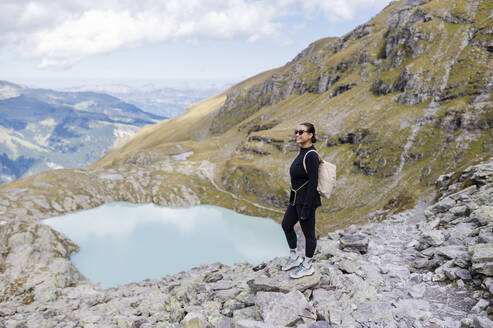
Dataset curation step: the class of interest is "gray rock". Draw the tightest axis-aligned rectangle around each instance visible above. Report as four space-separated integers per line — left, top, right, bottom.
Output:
479 231 493 244
471 244 493 276
235 320 286 328
204 272 223 283
451 205 469 217
483 278 493 294
432 264 449 282
247 269 321 293
311 288 340 322
472 299 490 314
456 269 472 280
448 185 478 201
470 163 493 186
180 312 208 327
216 317 233 328
222 299 245 317
326 232 340 241
424 209 434 218
339 234 369 254
472 261 493 276
210 280 234 290
246 277 282 293
434 246 468 260
233 306 262 322
255 290 315 326
408 283 427 298
215 288 241 303
473 316 493 328
235 290 255 306
422 230 445 247
392 299 431 323
430 197 456 213
455 252 473 268
461 318 474 327
308 322 331 328
419 217 441 231
316 239 340 258
448 223 477 244
471 206 493 226
439 212 456 224
352 301 396 325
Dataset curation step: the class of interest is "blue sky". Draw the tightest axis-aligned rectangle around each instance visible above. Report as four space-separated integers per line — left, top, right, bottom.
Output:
1 0 393 88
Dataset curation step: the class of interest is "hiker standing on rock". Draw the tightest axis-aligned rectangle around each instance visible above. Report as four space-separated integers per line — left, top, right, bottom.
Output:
281 122 321 279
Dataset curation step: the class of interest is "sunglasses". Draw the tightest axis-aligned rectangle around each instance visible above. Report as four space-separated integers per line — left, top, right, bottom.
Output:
294 129 308 135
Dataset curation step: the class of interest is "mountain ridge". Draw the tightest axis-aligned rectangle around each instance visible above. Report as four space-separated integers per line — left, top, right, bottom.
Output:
0 0 491 233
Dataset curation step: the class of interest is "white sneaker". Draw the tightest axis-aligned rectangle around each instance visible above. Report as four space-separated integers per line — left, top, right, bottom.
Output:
281 256 303 271
289 263 314 279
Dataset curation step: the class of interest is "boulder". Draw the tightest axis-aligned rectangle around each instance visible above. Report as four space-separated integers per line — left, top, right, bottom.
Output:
469 163 493 186
434 246 468 260
483 278 493 294
339 234 369 254
180 312 208 328
470 206 493 226
472 316 493 328
422 230 445 247
471 299 490 314
392 299 432 323
247 269 321 293
233 306 262 323
450 205 469 217
255 290 316 326
352 301 396 325
470 244 493 276
210 280 234 291
429 197 456 214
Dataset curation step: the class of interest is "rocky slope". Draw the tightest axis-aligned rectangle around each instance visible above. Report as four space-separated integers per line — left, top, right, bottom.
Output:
0 80 165 184
0 152 492 327
0 0 491 324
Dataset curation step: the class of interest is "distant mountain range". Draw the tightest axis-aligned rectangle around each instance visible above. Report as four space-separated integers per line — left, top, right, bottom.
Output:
0 80 166 184
62 82 231 117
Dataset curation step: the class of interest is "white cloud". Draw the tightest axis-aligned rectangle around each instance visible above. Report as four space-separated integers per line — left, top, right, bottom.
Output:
1 0 392 69
301 0 392 21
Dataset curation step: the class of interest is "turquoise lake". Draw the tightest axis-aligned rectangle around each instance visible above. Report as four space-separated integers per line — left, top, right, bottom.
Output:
43 202 287 289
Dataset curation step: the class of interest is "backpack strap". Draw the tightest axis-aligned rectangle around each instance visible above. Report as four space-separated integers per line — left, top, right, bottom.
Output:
292 180 309 192
302 149 321 173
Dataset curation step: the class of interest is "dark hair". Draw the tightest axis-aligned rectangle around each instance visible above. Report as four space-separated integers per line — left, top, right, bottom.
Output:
300 122 317 143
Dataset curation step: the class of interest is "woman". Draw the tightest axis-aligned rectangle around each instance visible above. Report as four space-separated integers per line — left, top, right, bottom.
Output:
281 122 321 279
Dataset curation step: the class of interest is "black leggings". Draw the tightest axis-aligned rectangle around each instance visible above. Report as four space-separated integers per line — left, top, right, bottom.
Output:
281 204 317 258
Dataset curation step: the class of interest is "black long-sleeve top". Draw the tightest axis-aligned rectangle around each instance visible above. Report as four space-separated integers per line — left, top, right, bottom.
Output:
289 144 321 217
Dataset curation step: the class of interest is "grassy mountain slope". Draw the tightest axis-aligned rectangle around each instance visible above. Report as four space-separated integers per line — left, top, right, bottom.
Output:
1 0 491 235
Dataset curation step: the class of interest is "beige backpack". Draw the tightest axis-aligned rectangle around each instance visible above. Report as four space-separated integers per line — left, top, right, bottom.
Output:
302 150 336 199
